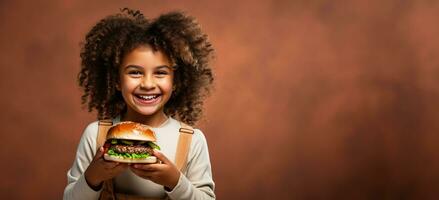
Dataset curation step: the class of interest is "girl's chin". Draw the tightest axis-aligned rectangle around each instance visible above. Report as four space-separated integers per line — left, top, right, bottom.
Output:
133 106 162 116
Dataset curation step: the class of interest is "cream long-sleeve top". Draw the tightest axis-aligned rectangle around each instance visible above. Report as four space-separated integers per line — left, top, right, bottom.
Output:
63 116 215 200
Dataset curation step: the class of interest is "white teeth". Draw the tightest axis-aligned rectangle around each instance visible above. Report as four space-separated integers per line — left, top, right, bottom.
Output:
138 95 157 100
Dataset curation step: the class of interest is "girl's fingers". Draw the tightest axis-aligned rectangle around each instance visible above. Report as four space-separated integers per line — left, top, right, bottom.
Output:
93 147 105 161
132 163 156 171
113 163 128 171
131 150 172 170
101 160 120 169
152 150 171 165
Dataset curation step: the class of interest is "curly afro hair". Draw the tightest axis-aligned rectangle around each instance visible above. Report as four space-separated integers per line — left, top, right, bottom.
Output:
78 8 214 125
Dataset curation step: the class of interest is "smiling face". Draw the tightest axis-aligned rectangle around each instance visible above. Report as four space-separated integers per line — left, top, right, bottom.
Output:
119 45 174 125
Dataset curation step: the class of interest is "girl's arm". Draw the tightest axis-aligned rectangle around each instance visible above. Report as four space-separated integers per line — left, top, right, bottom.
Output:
63 122 102 200
165 129 216 200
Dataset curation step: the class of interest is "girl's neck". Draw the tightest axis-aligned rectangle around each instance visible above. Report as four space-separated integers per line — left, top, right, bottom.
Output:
121 110 169 128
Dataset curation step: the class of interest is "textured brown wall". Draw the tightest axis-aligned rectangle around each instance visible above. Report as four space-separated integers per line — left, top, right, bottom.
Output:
1 0 439 199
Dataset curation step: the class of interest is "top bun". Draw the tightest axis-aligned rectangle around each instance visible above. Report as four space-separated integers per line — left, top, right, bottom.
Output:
106 121 156 142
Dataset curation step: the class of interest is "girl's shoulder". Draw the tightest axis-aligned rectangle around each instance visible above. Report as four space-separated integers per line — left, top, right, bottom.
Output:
169 118 211 153
81 118 116 138
78 117 120 153
81 120 99 137
74 120 100 154
170 118 207 140
169 119 212 162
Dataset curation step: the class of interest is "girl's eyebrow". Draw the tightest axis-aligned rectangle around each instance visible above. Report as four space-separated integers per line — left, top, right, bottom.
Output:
124 65 173 70
124 65 143 70
156 65 173 70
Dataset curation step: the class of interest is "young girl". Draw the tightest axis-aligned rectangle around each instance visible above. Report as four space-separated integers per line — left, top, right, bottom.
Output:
63 8 215 200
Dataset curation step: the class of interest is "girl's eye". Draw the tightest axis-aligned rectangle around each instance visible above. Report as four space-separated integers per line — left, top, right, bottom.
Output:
128 71 143 76
155 71 169 76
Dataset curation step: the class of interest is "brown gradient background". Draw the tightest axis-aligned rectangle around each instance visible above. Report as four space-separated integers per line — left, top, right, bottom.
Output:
1 0 439 199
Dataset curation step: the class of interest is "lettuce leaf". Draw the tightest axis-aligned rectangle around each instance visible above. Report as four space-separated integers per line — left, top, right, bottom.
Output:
147 141 161 150
107 149 150 159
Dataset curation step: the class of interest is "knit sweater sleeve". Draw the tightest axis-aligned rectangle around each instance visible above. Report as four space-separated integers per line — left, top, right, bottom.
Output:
165 129 216 200
63 121 102 200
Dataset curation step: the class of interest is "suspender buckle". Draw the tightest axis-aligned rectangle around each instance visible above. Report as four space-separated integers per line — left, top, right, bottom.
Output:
99 120 113 126
179 128 194 134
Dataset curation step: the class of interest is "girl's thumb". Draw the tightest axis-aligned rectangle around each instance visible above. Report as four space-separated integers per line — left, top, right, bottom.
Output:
153 149 170 164
93 147 104 160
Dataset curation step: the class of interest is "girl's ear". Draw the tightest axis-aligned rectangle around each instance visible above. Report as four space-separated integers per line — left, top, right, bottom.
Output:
115 83 121 91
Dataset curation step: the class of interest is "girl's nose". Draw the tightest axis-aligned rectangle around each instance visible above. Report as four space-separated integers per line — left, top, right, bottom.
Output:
140 75 156 89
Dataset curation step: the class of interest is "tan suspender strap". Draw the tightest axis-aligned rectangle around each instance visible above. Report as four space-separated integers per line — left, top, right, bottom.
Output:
97 119 116 200
175 122 194 172
97 119 113 152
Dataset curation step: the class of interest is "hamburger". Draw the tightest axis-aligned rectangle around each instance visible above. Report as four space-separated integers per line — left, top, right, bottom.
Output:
103 121 161 163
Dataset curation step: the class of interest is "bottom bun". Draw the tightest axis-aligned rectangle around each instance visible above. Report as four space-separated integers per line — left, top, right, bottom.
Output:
104 153 157 163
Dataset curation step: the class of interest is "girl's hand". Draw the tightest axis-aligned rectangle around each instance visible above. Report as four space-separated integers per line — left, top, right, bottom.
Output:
84 147 128 189
130 150 180 190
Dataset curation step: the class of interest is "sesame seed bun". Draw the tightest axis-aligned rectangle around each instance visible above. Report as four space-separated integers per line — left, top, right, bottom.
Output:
106 121 157 142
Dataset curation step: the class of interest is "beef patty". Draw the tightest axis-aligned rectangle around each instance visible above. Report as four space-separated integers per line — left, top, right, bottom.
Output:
111 144 154 154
